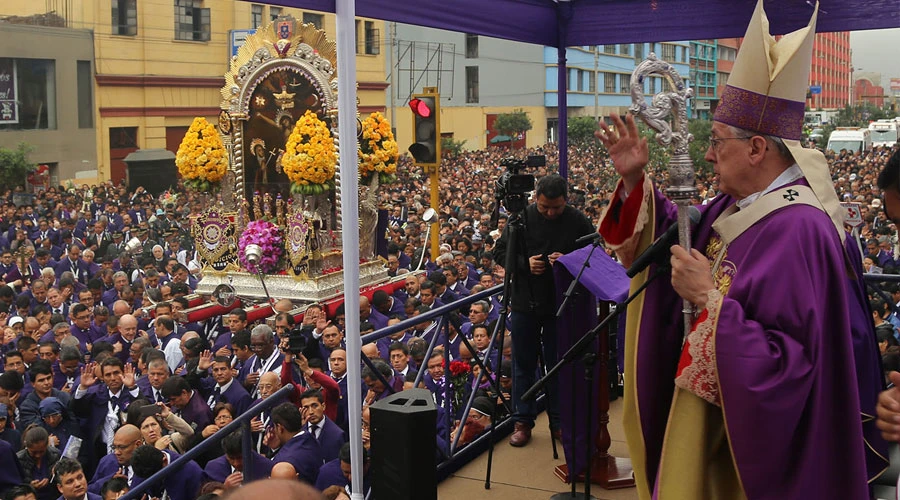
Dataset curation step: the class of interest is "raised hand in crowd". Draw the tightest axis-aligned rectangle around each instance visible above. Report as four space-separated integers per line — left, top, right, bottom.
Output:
197 349 214 372
79 362 98 388
123 362 136 388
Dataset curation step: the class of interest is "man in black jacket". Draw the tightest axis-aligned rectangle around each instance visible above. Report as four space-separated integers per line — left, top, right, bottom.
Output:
493 173 594 447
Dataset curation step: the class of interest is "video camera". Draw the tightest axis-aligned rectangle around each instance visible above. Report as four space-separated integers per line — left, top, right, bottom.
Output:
286 325 310 355
495 155 546 213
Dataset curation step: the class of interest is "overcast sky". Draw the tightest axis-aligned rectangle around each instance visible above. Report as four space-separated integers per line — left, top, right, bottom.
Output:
851 28 900 84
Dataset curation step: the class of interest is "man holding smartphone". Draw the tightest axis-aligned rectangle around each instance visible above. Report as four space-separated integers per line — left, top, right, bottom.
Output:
492 173 595 447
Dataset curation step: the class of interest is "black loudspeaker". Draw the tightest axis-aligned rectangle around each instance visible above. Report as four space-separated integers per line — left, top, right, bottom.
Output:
370 388 437 500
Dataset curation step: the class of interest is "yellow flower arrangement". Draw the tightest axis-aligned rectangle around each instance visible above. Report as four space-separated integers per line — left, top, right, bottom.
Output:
175 117 228 191
358 112 398 184
281 110 337 195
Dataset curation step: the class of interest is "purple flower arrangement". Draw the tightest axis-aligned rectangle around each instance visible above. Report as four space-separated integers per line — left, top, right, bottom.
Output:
238 220 283 274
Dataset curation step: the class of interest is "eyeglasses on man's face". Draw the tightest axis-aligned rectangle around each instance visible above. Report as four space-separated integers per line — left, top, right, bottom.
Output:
708 136 752 152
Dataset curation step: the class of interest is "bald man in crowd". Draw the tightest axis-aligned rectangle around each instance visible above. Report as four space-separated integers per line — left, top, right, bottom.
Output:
89 424 144 493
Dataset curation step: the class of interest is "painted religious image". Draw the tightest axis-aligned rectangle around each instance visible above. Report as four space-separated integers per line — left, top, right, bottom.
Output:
244 67 325 200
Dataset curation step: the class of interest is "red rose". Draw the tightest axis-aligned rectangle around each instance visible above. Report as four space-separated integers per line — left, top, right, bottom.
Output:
449 360 470 376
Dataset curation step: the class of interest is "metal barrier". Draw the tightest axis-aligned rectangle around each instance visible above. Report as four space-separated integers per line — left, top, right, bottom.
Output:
120 283 519 495
121 384 294 500
357 285 515 458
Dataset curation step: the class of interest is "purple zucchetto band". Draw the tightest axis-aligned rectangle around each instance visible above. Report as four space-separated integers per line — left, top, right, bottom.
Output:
713 85 805 140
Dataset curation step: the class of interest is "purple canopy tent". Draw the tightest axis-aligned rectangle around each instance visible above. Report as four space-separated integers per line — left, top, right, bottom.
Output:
252 0 899 180
242 1 900 496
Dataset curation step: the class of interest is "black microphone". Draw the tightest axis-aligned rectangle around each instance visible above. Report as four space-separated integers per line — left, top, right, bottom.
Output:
626 206 701 278
575 231 602 245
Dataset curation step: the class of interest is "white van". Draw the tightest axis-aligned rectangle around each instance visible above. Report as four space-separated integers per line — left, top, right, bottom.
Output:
869 120 900 148
826 128 872 153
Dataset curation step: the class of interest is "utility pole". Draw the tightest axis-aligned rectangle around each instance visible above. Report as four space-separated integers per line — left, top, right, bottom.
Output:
388 22 397 135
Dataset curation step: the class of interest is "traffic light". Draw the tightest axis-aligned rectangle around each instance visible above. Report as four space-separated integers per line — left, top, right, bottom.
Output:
408 93 440 167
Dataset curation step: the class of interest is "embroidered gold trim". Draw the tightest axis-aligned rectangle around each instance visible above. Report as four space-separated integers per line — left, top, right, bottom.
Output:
675 289 723 406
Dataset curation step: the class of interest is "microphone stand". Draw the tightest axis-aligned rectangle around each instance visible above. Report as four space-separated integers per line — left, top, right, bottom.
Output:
524 265 669 498
556 239 601 318
551 237 602 500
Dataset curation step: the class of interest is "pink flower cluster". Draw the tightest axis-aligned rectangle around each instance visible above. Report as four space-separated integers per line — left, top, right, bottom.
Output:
238 220 283 274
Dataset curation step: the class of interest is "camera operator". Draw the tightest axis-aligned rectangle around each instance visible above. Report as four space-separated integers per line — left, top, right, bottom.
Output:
493 173 595 447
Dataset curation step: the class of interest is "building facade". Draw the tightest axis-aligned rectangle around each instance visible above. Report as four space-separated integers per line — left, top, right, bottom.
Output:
0 22 97 185
806 31 852 110
1 0 387 184
689 40 717 119
544 43 691 143
389 25 546 151
853 74 886 108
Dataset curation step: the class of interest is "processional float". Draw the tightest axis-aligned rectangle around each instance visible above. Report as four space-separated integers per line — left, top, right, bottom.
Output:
175 15 403 319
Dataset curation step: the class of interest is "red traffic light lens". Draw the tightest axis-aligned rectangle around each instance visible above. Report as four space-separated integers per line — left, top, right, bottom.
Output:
409 98 432 118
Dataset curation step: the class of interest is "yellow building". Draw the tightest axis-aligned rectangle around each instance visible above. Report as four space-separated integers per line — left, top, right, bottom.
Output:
0 0 387 184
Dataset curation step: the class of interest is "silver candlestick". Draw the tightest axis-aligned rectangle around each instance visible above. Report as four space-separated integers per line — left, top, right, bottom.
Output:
629 53 697 337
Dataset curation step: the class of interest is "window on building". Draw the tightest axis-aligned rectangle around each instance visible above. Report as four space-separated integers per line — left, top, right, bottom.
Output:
355 20 360 54
251 4 263 29
648 76 656 94
0 58 56 131
577 70 585 91
634 43 644 61
77 61 93 129
111 0 137 36
362 20 379 55
619 44 631 56
174 0 210 42
466 66 479 103
588 71 596 93
603 45 615 54
465 33 478 59
661 43 676 61
619 74 630 94
270 7 283 21
604 72 615 93
302 12 322 28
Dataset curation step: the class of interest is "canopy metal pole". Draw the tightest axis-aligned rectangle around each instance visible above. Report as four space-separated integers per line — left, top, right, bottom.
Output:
557 2 570 180
335 0 363 498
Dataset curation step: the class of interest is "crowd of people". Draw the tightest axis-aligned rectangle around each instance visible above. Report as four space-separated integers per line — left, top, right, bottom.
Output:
0 137 898 500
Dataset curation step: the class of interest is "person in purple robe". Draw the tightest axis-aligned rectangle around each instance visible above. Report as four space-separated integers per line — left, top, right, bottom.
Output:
269 402 323 485
202 430 274 487
595 2 886 497
131 446 201 500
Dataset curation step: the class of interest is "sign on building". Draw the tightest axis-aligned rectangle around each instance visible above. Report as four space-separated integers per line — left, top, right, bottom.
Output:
230 29 257 59
809 85 822 95
891 78 900 92
0 58 18 124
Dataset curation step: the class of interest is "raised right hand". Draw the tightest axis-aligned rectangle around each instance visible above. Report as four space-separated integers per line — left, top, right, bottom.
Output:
198 349 213 372
595 114 648 192
79 362 98 388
